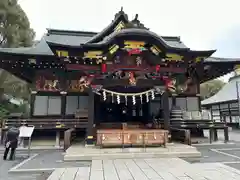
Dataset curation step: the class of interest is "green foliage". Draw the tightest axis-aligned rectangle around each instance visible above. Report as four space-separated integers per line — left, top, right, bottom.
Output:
0 104 9 118
0 70 31 100
0 0 34 118
0 0 35 47
200 79 225 100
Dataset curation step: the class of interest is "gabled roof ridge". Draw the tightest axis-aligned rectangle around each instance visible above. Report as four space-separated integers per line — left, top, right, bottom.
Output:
47 28 97 37
46 28 183 42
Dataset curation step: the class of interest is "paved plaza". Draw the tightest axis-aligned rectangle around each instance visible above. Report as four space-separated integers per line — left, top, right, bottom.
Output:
47 158 240 180
2 130 240 179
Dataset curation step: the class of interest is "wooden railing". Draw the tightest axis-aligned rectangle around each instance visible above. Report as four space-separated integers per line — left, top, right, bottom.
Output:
3 118 88 130
64 128 76 151
170 128 191 145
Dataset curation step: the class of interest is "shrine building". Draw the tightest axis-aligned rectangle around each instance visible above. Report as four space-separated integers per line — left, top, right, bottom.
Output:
0 9 239 147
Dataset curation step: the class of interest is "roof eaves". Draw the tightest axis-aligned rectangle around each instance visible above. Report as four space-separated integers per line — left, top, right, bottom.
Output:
0 39 54 56
205 57 240 62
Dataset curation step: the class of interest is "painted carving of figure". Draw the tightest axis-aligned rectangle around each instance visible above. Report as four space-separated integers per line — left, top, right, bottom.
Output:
76 76 92 92
129 72 137 86
165 78 176 93
136 56 142 66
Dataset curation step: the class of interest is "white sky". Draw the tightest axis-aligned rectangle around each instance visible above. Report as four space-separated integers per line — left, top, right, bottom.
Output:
19 0 240 82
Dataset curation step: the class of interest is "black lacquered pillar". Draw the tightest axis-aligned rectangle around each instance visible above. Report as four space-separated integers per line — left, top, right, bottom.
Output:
86 88 95 145
162 92 170 130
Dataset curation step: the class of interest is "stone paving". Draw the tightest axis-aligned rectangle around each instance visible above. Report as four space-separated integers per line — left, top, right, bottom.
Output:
2 130 240 180
0 150 89 180
47 158 240 180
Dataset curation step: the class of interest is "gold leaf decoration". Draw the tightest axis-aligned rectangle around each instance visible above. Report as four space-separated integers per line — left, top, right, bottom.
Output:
56 50 68 57
124 41 145 49
165 53 183 61
114 21 125 32
195 56 206 62
150 45 161 55
109 44 119 54
84 51 103 59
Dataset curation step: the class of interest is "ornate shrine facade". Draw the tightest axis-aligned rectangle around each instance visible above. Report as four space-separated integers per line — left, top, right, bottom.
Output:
0 8 239 146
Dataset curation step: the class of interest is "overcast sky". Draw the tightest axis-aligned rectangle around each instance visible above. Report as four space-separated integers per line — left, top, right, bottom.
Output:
19 0 240 81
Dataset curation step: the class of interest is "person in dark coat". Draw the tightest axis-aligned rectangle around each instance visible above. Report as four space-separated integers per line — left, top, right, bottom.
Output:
3 126 20 160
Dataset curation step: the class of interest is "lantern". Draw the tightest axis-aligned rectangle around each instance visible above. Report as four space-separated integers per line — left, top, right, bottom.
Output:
156 65 160 73
101 63 107 73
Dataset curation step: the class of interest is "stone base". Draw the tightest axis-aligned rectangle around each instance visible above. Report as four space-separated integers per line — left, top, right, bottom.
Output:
64 143 201 161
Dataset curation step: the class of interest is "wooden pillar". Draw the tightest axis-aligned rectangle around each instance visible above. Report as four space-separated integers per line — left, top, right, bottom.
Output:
224 126 229 143
61 94 66 118
196 82 201 111
172 94 176 108
162 92 170 130
55 131 60 148
30 93 36 117
86 88 95 145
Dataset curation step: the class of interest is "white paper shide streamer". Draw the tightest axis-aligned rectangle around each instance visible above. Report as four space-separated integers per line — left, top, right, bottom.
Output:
151 90 155 100
146 92 149 102
132 95 136 105
140 94 143 104
111 93 114 103
117 95 120 104
103 91 106 101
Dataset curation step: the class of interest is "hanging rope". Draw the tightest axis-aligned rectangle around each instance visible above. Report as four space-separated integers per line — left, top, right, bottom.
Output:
102 88 155 96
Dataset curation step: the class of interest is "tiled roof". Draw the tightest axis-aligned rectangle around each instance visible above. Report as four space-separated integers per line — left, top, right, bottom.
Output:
0 38 53 56
201 75 240 105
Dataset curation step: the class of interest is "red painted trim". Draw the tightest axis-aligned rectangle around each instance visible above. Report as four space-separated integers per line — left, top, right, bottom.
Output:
66 64 99 70
65 64 185 73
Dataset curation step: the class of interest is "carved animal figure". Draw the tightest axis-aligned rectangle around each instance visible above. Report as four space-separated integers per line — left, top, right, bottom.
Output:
43 80 59 91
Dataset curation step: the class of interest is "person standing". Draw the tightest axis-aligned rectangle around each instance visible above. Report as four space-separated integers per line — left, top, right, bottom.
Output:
3 126 20 160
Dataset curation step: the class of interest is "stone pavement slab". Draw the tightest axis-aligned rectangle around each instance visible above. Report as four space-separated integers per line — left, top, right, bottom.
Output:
64 143 201 161
46 158 240 180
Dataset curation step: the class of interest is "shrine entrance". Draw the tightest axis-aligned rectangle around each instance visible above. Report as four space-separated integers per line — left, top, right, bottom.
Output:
97 98 150 125
94 86 153 126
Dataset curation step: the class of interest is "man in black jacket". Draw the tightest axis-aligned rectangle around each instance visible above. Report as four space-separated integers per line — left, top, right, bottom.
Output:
3 127 20 160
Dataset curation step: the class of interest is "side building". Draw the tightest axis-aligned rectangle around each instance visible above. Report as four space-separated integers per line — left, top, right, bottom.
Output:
202 69 240 128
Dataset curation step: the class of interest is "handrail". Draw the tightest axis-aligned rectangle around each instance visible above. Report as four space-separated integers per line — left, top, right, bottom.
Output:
64 128 76 151
170 127 191 145
3 118 88 129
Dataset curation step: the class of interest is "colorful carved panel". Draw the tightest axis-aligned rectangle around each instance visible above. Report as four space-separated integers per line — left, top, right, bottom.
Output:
67 74 93 92
35 73 61 91
163 74 194 94
123 41 147 55
112 54 145 67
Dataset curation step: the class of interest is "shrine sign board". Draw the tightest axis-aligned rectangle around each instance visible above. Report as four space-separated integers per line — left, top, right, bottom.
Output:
19 126 35 138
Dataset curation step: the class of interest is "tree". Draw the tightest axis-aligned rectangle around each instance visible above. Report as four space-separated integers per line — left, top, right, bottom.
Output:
0 0 35 116
0 0 35 47
200 79 226 100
